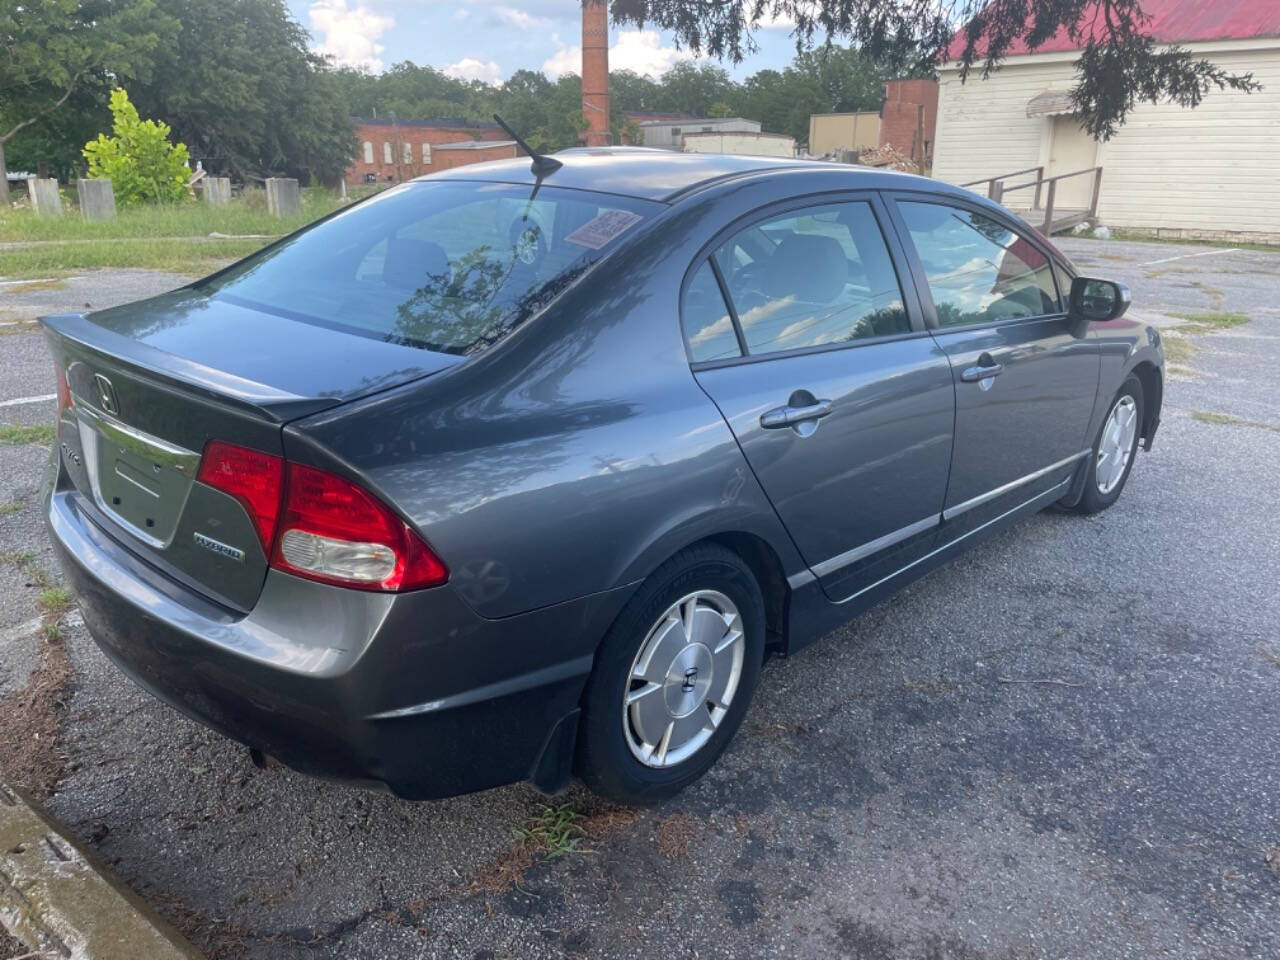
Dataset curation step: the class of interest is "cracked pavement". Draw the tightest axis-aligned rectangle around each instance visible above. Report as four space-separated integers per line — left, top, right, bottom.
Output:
0 241 1277 959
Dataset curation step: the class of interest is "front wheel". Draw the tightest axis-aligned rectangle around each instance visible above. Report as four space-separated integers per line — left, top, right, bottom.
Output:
1072 374 1145 514
576 545 765 805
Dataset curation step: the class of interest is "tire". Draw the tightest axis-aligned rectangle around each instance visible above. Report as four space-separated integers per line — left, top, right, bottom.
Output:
577 545 766 805
1072 374 1145 514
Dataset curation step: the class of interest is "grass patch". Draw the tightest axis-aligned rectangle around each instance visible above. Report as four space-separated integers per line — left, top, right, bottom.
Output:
1170 311 1249 333
1104 228 1280 253
0 277 68 293
0 185 372 277
1191 410 1280 433
1191 411 1237 426
38 586 74 615
0 500 21 515
1160 335 1196 366
0 424 55 446
513 803 592 858
0 187 351 243
0 237 266 279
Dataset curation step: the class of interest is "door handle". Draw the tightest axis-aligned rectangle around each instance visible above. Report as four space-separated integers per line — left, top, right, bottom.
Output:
961 352 1004 383
760 399 834 429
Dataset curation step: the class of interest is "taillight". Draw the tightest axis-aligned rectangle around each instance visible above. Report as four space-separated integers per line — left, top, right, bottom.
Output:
195 441 447 592
55 365 73 414
196 442 284 552
272 462 448 591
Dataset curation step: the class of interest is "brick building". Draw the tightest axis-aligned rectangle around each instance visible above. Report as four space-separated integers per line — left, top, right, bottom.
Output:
878 78 939 169
346 118 521 186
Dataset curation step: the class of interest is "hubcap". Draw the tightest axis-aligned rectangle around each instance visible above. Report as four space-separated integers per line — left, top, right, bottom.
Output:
1096 395 1138 494
624 590 744 768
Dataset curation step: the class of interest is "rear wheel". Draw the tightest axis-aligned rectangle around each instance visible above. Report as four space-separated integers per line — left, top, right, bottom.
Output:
577 545 765 804
1072 375 1144 514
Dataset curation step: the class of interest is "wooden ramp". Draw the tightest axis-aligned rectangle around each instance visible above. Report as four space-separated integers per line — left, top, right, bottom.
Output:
961 166 1102 235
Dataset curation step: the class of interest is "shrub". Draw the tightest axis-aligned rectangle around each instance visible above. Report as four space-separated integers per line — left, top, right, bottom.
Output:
83 89 191 206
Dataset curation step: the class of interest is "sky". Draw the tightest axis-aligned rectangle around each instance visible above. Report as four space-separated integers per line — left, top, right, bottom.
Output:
290 0 805 83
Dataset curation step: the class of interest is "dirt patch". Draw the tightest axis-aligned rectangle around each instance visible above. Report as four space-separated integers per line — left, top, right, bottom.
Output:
0 626 73 797
0 555 76 797
0 924 27 957
654 813 697 860
148 888 251 960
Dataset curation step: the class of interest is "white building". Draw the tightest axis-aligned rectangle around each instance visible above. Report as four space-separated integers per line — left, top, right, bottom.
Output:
640 117 761 150
931 0 1280 242
682 131 796 158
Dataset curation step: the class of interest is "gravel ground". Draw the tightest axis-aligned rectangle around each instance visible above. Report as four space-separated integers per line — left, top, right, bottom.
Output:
1 242 1277 959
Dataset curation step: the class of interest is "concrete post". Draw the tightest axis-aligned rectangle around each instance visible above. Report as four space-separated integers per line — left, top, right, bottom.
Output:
203 177 232 205
76 179 116 222
265 177 300 217
27 178 63 217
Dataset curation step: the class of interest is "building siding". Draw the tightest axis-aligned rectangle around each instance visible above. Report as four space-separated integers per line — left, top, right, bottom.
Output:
932 41 1280 239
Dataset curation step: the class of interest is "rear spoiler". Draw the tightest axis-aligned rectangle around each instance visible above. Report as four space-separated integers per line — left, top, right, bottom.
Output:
40 312 340 423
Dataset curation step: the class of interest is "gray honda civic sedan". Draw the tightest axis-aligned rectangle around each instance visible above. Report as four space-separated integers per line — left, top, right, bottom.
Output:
43 149 1163 804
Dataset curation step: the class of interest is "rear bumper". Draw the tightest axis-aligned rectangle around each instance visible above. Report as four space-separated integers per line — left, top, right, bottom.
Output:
47 487 635 799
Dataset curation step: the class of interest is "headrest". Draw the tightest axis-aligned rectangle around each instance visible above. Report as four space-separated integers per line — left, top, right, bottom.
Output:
383 237 450 290
761 234 847 304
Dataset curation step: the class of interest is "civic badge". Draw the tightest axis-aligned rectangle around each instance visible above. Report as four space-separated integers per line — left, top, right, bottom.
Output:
93 373 119 416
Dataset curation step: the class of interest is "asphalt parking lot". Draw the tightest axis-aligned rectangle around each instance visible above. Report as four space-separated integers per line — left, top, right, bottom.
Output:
1 236 1277 959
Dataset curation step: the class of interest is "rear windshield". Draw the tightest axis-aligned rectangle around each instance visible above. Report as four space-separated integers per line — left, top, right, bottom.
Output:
199 181 658 355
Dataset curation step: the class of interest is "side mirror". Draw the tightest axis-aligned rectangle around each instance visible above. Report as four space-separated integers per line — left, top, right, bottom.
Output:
1069 276 1131 323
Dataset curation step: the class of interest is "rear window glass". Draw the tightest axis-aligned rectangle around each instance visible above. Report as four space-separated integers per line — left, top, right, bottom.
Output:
200 182 658 355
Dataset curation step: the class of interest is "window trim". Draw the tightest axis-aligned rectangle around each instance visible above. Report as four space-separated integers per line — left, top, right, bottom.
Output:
679 190 928 368
883 189 1070 333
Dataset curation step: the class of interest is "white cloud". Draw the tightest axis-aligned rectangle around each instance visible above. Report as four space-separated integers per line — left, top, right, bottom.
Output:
454 8 469 19
442 57 505 83
541 33 579 77
308 0 393 72
542 28 691 80
759 12 797 30
494 6 549 29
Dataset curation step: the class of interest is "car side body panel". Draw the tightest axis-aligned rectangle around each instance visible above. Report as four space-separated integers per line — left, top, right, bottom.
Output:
288 192 811 621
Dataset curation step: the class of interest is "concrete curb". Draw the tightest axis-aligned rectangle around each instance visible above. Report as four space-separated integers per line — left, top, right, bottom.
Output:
0 781 204 959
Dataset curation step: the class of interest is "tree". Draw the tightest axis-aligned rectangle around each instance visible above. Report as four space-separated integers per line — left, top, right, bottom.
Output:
610 0 1261 139
83 89 190 204
132 0 355 183
0 0 172 205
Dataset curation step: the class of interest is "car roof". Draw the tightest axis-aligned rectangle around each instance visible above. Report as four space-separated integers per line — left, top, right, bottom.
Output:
420 146 947 203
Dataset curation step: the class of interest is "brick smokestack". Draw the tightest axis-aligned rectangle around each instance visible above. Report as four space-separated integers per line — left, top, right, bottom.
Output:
581 0 610 146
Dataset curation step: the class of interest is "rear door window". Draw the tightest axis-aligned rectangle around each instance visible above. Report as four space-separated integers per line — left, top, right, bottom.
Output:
897 200 1060 327
697 201 908 358
200 182 658 355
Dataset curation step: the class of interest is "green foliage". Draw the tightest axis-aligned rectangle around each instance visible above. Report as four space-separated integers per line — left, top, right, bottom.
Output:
133 0 355 183
0 0 174 201
83 89 190 205
513 805 592 858
331 48 895 152
0 425 56 446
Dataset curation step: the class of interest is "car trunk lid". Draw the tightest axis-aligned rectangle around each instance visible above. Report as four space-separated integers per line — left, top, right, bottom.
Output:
43 290 459 612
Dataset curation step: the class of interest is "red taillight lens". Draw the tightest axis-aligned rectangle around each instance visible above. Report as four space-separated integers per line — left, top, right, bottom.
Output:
196 441 284 552
55 365 73 414
195 440 447 592
271 462 448 591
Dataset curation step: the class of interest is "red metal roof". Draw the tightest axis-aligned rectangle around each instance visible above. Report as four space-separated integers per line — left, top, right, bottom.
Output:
946 0 1280 60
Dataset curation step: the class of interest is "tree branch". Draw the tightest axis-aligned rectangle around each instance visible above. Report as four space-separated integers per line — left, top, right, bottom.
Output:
0 69 85 145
